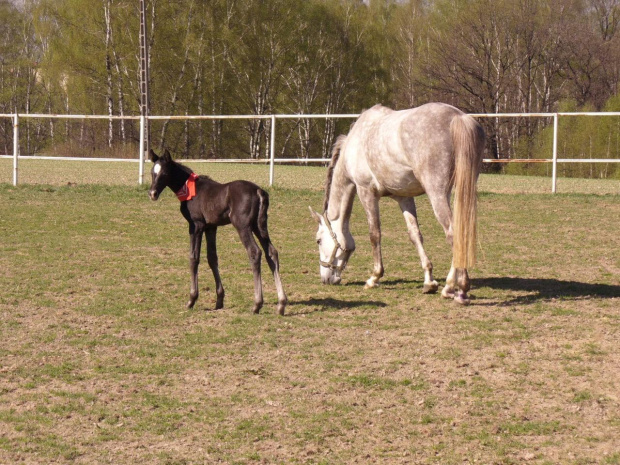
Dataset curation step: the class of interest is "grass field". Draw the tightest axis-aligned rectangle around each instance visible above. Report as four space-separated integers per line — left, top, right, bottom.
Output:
1 161 619 464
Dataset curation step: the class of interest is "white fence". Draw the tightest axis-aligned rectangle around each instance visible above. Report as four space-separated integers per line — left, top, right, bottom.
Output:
2 112 620 192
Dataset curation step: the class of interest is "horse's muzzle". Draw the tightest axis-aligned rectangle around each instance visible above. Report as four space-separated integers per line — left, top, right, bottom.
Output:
149 190 159 201
321 274 341 285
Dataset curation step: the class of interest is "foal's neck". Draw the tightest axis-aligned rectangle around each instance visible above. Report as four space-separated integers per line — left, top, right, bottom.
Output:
169 162 194 192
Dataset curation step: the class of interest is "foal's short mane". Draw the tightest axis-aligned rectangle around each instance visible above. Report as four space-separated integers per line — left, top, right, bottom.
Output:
174 158 212 181
323 135 347 212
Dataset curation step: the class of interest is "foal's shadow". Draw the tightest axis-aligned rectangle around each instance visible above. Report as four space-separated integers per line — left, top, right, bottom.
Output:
474 277 620 306
286 297 387 316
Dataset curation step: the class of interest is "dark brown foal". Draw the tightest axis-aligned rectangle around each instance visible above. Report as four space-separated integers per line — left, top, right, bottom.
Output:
148 149 287 315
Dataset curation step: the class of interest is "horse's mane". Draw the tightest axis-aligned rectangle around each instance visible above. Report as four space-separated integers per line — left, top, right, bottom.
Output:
175 158 212 180
323 135 347 212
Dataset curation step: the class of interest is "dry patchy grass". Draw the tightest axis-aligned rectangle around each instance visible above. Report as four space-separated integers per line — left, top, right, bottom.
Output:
0 170 619 464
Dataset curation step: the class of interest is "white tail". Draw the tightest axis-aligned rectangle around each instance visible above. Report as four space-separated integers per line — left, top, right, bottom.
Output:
451 114 485 269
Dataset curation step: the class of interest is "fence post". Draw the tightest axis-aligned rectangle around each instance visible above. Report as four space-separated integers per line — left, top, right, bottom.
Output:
269 115 276 186
552 113 558 193
13 114 19 186
139 115 145 185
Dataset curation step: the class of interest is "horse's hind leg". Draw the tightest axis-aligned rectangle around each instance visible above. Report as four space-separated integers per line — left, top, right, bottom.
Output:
395 197 438 294
254 230 287 315
427 191 471 304
237 228 264 314
205 226 225 310
443 265 470 304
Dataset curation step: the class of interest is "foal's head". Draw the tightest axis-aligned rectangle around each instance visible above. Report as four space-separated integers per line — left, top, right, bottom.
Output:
148 149 189 201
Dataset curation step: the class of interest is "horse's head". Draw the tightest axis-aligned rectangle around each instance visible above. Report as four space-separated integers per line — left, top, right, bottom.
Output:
148 149 173 201
309 207 355 285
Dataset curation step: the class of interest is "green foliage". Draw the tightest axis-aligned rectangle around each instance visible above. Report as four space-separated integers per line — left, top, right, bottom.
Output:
2 0 620 178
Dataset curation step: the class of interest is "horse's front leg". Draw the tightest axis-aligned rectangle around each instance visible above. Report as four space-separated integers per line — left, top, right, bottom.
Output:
187 221 204 309
358 188 384 289
205 226 225 310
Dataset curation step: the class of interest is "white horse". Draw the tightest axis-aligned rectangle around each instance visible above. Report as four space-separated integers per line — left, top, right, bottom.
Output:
309 103 485 304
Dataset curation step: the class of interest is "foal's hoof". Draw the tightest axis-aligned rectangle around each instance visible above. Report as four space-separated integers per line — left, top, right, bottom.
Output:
423 281 439 294
364 277 380 289
252 302 263 314
277 298 287 316
186 299 197 309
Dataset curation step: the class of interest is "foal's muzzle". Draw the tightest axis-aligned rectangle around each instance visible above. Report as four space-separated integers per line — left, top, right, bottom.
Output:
149 189 159 201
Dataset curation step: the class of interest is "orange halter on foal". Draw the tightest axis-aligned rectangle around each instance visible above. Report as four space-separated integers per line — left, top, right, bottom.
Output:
175 173 199 201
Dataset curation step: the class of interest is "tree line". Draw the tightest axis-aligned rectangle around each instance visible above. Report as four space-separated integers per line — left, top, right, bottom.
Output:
1 0 620 178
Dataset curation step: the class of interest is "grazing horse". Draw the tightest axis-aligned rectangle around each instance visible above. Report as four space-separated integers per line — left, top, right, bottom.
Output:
309 103 485 304
148 149 287 315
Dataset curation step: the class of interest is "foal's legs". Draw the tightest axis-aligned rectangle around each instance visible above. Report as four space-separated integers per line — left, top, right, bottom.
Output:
254 229 287 315
357 187 384 289
237 228 264 314
426 190 472 304
205 226 225 310
187 221 204 309
395 197 438 293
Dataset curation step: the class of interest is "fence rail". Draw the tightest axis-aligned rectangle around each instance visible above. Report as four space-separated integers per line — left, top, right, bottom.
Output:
2 112 620 192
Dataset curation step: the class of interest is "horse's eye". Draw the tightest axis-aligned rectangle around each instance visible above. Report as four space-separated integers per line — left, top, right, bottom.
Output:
316 239 322 245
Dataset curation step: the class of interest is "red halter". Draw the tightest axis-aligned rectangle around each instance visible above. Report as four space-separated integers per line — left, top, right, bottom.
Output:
175 173 199 201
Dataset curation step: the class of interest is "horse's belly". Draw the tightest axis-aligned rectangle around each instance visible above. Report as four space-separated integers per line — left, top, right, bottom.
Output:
366 158 425 197
383 173 425 197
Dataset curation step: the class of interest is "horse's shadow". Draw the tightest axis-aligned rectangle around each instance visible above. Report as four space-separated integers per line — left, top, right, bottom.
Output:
286 297 387 316
473 277 620 306
284 277 618 314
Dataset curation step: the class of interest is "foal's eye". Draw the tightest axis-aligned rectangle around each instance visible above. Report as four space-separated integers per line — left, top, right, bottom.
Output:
316 239 322 245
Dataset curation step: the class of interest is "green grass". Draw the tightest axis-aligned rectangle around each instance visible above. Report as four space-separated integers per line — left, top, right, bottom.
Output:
0 166 619 464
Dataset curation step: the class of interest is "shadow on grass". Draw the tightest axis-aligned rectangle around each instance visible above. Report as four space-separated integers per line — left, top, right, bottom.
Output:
286 297 387 316
474 277 620 305
344 278 419 288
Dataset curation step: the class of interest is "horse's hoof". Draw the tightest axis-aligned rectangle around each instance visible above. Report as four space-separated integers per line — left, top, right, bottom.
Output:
186 300 196 309
441 286 455 299
454 294 470 305
252 303 263 314
423 281 439 294
277 303 286 316
364 277 379 289
215 299 224 310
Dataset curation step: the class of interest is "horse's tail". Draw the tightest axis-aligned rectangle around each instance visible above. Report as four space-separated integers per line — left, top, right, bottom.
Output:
323 135 347 212
450 113 485 269
256 188 270 239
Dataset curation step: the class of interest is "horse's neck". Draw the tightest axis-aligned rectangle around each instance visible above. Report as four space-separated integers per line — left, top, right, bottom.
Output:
169 164 192 192
326 157 356 233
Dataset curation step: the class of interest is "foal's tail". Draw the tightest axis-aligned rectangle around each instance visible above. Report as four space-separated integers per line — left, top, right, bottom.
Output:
256 188 270 239
451 114 485 269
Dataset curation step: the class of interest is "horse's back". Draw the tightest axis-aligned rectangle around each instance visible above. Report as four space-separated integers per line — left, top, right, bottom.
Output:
344 103 468 197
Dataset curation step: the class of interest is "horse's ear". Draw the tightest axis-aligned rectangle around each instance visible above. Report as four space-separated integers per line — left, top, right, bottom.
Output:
149 149 158 162
309 206 322 224
162 149 172 162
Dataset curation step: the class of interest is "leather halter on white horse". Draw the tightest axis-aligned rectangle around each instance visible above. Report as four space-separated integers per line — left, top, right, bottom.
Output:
319 212 352 272
310 102 485 304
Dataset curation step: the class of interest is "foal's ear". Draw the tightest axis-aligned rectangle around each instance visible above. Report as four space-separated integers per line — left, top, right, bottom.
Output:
149 149 158 162
309 206 322 224
162 149 172 162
